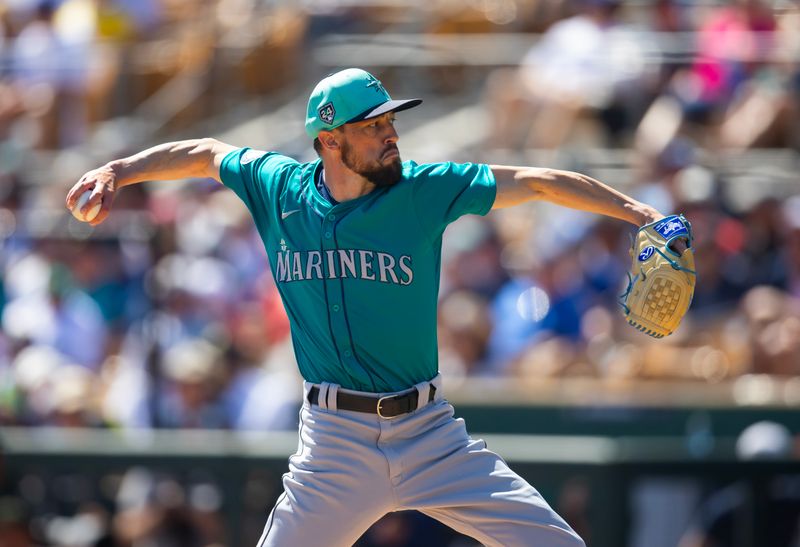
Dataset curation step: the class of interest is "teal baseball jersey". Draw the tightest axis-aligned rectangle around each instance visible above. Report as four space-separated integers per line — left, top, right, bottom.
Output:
220 148 496 392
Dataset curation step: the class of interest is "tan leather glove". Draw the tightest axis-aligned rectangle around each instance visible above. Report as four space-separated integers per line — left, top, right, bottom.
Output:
620 215 697 338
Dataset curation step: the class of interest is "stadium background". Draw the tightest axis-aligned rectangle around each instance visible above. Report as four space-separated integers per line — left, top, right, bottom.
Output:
0 0 799 545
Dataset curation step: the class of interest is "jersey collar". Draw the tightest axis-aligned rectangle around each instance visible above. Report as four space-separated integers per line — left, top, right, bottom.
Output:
308 159 390 213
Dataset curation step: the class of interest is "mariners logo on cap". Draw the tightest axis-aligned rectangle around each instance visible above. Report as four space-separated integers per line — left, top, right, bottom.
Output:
318 102 335 125
638 246 655 261
365 74 387 94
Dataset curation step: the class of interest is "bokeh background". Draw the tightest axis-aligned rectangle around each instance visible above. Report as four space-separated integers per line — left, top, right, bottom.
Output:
0 0 799 545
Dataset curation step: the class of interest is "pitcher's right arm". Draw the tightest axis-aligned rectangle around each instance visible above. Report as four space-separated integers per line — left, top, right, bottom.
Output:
65 138 238 226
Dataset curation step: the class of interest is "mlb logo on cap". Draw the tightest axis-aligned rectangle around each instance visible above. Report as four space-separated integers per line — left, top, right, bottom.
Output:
305 68 422 138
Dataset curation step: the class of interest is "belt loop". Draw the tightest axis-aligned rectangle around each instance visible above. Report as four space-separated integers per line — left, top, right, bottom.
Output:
327 383 339 412
303 381 314 408
413 380 431 411
318 382 332 410
431 374 443 401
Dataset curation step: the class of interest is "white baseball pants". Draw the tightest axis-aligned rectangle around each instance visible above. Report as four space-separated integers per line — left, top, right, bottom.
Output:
257 377 586 547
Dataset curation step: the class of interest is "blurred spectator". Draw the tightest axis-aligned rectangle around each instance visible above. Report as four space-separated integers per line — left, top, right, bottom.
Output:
9 0 93 148
9 344 105 426
3 256 108 369
438 290 494 379
100 351 152 429
738 286 800 376
222 293 300 431
158 338 228 429
113 467 224 547
440 216 508 298
486 0 654 150
48 363 102 427
636 0 793 156
679 421 800 547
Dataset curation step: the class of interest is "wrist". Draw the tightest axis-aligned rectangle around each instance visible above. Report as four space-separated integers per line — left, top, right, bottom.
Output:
629 204 662 227
103 160 127 190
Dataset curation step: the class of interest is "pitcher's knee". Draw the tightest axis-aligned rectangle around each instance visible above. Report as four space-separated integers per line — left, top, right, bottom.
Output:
570 535 587 547
501 525 585 547
561 529 587 547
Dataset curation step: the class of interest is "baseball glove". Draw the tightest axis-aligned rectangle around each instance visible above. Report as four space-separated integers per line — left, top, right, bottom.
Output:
619 214 696 338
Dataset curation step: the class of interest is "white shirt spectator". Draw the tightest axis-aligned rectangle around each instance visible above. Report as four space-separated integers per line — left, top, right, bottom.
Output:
521 14 649 109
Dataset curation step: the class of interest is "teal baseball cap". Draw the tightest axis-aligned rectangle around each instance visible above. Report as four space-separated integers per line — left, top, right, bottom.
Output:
305 68 422 138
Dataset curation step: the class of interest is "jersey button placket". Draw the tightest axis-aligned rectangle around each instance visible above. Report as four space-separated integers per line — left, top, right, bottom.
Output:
322 212 351 367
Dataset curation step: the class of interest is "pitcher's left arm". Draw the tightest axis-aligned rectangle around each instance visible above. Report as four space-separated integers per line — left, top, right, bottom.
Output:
490 165 662 226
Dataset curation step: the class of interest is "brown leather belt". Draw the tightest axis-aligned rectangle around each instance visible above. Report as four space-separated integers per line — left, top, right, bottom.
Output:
307 384 436 419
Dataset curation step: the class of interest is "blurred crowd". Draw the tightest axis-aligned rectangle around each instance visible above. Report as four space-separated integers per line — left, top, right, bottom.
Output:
0 0 800 429
0 0 799 544
0 461 478 546
0 0 797 428
0 0 307 150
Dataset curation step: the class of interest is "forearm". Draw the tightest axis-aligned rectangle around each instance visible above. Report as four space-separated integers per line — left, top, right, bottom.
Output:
517 167 660 226
67 138 236 226
106 138 223 188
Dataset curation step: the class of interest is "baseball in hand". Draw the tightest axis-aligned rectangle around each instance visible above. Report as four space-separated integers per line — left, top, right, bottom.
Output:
71 191 102 222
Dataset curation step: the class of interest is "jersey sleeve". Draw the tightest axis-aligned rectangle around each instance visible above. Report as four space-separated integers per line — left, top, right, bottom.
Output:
408 161 496 236
219 148 299 214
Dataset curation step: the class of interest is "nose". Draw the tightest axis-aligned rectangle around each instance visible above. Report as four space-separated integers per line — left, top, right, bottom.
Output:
384 123 399 144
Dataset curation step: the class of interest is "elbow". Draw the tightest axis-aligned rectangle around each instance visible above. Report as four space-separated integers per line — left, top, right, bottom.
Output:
199 137 221 149
518 168 560 200
196 137 222 159
195 138 223 179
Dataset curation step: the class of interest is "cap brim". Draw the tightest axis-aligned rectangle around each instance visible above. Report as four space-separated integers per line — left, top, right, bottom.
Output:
347 99 422 123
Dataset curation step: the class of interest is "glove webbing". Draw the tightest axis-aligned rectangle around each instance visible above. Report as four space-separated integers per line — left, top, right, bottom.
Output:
653 247 696 275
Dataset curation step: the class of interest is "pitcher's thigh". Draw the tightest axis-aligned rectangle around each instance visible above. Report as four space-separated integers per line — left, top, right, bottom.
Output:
257 406 394 547
257 473 389 547
416 445 585 547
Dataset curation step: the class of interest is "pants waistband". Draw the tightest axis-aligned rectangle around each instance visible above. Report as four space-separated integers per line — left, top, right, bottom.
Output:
304 375 442 419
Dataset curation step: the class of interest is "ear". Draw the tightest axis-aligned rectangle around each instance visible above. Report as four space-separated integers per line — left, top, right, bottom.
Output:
318 131 340 152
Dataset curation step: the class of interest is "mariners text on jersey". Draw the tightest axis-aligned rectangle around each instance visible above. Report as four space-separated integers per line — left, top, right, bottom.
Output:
275 246 413 285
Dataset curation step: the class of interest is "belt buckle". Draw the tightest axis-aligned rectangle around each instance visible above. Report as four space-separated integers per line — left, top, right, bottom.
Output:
377 394 400 419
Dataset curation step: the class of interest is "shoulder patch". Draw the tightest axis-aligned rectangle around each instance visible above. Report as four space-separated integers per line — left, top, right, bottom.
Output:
241 149 267 165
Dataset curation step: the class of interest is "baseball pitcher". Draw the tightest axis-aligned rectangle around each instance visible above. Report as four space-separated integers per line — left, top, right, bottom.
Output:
66 68 694 546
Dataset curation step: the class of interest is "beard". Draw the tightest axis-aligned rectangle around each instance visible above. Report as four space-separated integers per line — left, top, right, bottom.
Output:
340 139 403 188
